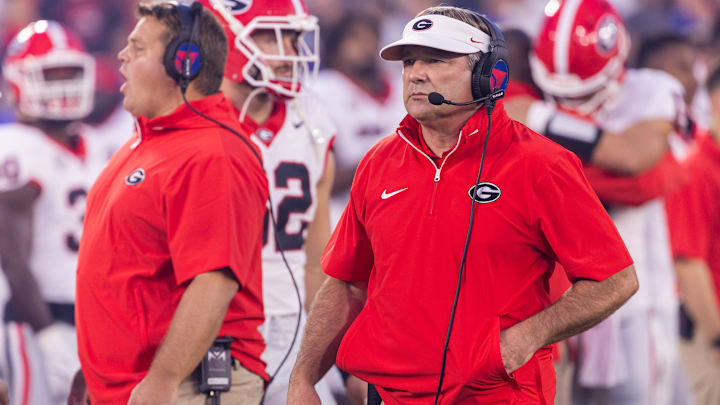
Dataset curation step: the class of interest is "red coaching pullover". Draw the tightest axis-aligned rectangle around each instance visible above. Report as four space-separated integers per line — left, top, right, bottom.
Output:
76 94 269 404
323 103 632 404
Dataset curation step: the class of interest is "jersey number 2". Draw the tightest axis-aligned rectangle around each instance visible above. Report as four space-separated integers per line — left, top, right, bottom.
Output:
263 163 311 251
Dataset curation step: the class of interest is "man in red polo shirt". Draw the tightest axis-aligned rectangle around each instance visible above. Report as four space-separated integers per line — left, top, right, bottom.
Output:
665 65 720 405
288 6 638 405
73 2 268 404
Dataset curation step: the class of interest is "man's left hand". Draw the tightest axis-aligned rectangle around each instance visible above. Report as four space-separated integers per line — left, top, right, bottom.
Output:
127 377 179 405
499 326 538 374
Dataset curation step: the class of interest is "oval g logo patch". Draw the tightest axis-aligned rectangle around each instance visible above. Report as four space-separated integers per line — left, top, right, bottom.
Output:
468 182 501 203
412 19 433 31
125 169 146 186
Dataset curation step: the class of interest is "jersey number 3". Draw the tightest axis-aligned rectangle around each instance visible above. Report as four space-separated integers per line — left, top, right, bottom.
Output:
263 163 311 251
65 188 87 252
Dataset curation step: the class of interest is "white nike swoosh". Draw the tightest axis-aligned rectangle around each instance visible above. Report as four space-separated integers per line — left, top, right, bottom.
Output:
381 187 408 199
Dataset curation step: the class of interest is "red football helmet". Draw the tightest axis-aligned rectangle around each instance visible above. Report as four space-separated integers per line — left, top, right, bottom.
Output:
2 20 95 121
203 0 319 99
531 0 629 114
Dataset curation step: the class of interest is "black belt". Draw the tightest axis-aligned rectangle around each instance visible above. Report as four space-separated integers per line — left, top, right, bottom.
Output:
368 384 382 405
4 302 75 326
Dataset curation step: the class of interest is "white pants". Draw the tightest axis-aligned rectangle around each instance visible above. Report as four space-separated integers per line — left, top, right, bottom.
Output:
5 322 65 405
572 312 651 405
259 314 338 405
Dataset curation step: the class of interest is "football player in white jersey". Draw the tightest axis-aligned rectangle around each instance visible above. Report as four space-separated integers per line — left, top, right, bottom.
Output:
0 21 96 405
312 10 406 224
203 1 340 403
505 1 687 404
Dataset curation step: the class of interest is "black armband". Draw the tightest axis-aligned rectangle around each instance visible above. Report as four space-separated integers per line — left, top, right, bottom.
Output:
544 112 603 162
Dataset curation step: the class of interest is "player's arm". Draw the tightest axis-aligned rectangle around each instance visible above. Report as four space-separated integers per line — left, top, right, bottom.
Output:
583 151 688 206
674 257 720 359
288 277 367 405
331 158 356 201
500 265 638 373
304 152 335 310
591 120 672 174
512 100 671 175
128 268 238 405
0 183 54 331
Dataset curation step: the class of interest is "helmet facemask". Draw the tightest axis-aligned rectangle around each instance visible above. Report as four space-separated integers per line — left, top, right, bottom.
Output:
208 0 319 99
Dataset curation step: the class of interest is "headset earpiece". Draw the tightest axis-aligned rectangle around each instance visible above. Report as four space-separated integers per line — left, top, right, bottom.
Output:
163 2 204 89
470 15 509 101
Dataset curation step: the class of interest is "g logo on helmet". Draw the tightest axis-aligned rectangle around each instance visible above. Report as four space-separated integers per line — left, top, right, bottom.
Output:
222 0 252 14
125 169 146 186
468 182 501 203
412 19 433 31
595 15 619 55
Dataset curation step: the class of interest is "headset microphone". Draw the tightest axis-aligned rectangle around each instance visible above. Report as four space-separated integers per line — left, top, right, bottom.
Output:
427 89 505 106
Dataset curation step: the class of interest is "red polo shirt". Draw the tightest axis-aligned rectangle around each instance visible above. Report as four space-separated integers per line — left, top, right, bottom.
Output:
324 103 632 404
76 94 269 404
666 133 720 311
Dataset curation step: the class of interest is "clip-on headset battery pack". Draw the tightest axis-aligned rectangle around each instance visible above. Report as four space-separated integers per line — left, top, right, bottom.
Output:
199 336 234 394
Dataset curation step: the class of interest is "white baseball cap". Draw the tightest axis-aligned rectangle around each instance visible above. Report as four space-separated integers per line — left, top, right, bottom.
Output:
380 14 491 61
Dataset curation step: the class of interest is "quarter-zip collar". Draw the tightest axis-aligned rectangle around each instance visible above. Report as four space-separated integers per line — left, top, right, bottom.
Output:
396 100 513 159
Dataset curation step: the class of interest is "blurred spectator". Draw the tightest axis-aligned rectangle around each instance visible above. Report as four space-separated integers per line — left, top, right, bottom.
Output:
635 32 700 155
502 28 541 99
314 8 406 223
481 0 547 36
636 32 699 106
665 65 720 405
38 0 133 54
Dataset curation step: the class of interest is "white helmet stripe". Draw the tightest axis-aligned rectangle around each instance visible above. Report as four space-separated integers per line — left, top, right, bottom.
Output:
554 0 582 75
46 21 69 50
290 0 305 15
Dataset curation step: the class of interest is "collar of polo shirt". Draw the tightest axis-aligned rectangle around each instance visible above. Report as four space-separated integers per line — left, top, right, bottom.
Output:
380 14 490 61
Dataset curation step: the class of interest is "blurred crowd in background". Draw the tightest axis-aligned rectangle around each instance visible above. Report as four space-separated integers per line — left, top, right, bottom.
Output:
1 0 718 125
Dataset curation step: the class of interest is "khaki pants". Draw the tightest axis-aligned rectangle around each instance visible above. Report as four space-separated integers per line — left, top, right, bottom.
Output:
678 330 720 405
177 363 264 405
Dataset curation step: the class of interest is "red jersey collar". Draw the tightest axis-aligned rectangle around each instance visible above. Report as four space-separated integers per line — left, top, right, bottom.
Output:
136 93 231 138
235 101 287 146
45 133 86 160
397 101 512 156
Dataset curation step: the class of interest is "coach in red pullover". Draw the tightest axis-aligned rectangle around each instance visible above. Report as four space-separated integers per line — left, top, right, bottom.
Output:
74 3 268 404
288 6 638 405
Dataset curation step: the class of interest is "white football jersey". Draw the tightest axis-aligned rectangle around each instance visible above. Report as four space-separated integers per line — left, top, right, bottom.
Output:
248 93 335 316
313 69 406 223
595 68 684 317
0 123 97 303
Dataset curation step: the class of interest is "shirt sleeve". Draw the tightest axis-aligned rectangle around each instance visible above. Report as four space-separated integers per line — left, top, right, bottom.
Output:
535 153 633 282
665 167 711 261
322 159 374 282
164 151 267 286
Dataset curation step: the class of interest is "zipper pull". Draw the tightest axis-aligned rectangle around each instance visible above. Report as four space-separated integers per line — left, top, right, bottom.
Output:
434 168 441 182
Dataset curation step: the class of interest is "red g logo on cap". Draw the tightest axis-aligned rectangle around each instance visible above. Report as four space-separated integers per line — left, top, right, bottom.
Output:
412 19 433 31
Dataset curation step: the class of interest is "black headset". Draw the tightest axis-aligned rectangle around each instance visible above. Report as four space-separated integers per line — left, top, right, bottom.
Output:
166 3 303 402
163 1 204 92
428 13 509 107
470 14 509 101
